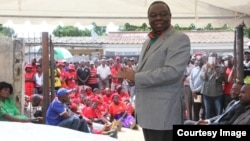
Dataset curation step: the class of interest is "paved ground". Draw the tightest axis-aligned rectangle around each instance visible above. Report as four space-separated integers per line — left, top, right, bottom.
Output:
117 126 144 141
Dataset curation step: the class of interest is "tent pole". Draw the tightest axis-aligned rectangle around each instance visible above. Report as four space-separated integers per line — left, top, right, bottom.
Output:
42 32 50 124
235 22 245 83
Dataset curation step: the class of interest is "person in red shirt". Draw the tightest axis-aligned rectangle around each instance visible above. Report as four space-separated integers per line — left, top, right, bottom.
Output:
24 63 35 97
110 62 123 91
109 94 136 130
65 64 77 89
84 86 94 99
83 98 110 124
103 87 113 105
124 99 135 116
81 97 92 114
223 55 234 109
87 61 98 90
116 85 130 102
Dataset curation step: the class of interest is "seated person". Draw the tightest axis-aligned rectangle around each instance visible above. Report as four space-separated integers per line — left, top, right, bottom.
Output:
68 97 118 138
0 81 39 122
31 94 43 119
109 94 137 130
233 84 250 124
83 98 110 125
184 82 245 125
46 88 90 133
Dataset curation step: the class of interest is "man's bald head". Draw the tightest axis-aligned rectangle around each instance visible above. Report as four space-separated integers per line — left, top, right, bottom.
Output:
31 94 43 107
239 84 250 105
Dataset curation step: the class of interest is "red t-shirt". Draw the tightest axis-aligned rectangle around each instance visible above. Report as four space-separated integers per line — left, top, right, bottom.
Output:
65 71 77 89
223 67 233 95
25 72 35 97
103 95 112 105
83 107 98 119
119 92 130 102
109 101 127 116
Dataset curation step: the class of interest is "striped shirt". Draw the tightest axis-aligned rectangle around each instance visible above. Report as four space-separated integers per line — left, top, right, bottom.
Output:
88 67 98 84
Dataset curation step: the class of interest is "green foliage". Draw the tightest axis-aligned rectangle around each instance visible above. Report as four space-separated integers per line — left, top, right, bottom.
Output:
174 24 181 30
52 23 107 37
189 23 196 30
52 25 91 37
173 23 234 31
91 22 107 36
119 23 150 31
0 24 16 38
221 24 229 30
204 23 213 30
244 27 250 38
119 22 236 32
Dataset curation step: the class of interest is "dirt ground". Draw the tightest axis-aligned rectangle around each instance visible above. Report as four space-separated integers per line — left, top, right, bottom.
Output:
117 126 144 141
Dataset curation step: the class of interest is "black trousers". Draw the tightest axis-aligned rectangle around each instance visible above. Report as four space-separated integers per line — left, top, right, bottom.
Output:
142 128 173 141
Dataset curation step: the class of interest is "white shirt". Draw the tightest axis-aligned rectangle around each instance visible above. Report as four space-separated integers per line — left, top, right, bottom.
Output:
190 66 203 92
97 65 111 80
35 72 43 87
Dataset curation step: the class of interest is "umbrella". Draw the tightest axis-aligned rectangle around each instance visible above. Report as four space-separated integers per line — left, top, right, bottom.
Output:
54 47 73 60
0 121 118 141
25 46 73 62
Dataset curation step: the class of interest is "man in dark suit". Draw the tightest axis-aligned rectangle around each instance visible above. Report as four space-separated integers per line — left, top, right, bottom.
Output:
233 84 250 125
134 1 190 141
184 82 244 125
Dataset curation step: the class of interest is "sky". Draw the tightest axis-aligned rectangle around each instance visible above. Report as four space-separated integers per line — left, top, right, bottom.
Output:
3 20 119 38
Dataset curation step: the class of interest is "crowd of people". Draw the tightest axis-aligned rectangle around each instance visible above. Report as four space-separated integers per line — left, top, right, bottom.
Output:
1 1 250 141
183 50 250 125
21 56 139 138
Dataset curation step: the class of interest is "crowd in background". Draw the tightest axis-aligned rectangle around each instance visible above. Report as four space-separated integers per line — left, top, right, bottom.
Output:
182 50 250 122
23 56 139 134
19 49 250 132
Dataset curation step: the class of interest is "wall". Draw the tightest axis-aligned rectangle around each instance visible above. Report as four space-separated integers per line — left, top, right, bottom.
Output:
0 37 25 113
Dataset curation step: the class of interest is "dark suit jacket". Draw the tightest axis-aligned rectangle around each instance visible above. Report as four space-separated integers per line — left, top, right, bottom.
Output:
210 102 245 125
233 105 250 125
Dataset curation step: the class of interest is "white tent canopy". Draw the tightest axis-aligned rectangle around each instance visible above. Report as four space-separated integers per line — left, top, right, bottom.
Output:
0 0 250 27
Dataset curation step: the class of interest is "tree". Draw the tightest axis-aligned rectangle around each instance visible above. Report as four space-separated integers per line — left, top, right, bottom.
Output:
0 25 16 38
244 27 250 38
119 23 150 31
52 25 91 37
91 22 107 36
140 23 151 31
174 24 181 30
189 23 196 30
204 23 213 30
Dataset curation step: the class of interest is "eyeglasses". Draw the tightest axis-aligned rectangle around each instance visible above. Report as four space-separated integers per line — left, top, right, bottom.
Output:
149 12 170 19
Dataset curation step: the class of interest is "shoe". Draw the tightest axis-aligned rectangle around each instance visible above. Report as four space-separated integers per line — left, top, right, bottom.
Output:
108 128 118 138
133 124 139 130
130 121 136 129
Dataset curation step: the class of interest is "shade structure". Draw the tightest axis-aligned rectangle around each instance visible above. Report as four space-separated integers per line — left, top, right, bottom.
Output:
0 0 250 27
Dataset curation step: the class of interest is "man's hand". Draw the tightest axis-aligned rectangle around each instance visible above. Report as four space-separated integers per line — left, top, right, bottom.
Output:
192 91 197 99
197 119 208 125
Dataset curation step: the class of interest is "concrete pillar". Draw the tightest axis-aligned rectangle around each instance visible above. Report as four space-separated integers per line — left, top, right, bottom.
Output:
0 37 24 113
